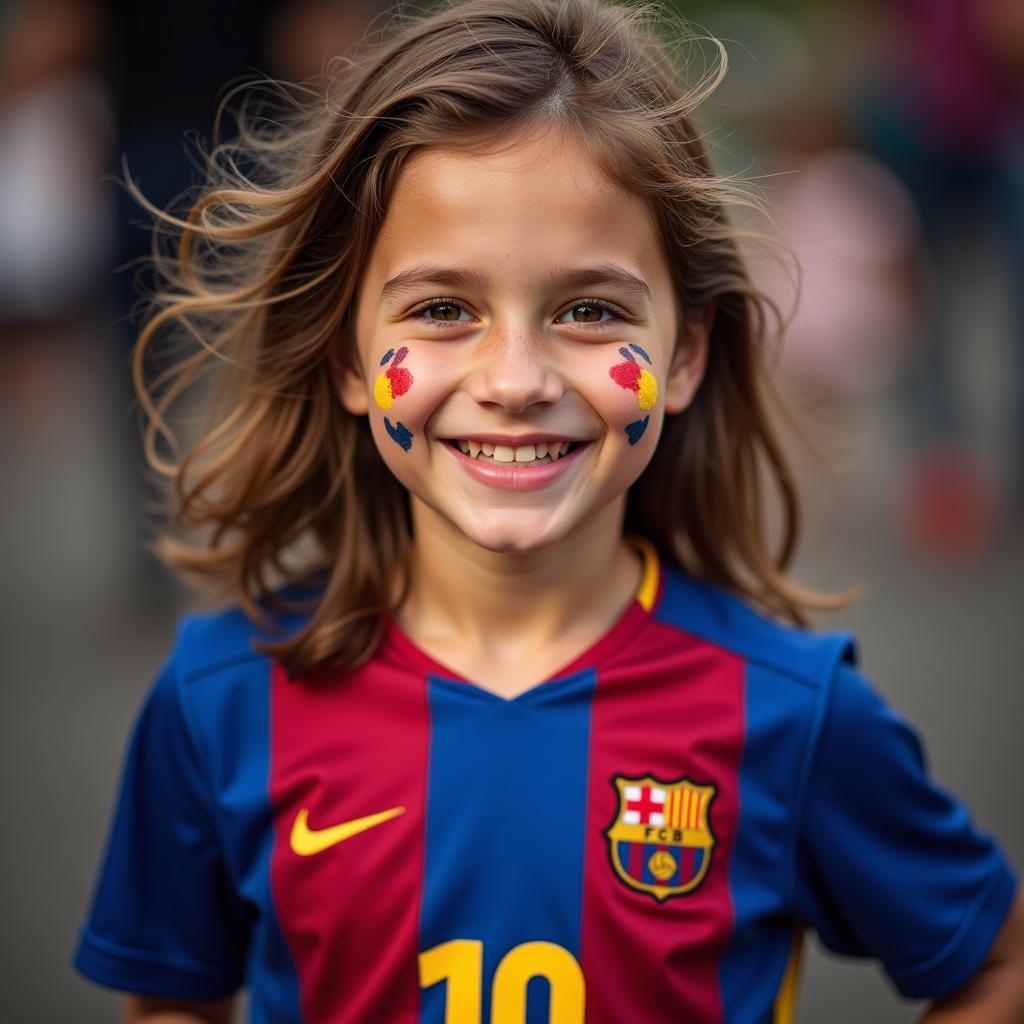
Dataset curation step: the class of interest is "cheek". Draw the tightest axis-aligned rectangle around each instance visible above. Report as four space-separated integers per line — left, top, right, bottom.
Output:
369 346 455 455
607 344 660 446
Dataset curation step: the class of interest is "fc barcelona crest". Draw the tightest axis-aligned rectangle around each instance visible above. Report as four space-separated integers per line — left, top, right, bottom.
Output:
605 774 717 902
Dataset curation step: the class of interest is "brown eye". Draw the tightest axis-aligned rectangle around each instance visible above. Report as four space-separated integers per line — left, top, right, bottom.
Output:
427 303 462 321
409 299 472 328
555 299 623 328
570 304 605 323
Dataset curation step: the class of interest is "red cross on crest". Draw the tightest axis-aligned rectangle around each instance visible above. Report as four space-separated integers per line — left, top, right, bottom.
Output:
625 787 665 825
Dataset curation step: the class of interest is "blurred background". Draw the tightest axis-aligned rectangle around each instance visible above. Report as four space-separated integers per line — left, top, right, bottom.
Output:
0 0 1021 1020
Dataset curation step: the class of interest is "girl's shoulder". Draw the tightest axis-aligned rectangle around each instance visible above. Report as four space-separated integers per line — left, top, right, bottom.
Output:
168 581 320 685
654 562 859 692
141 585 321 763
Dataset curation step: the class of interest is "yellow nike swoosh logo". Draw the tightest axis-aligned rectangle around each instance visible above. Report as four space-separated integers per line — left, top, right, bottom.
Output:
290 805 406 856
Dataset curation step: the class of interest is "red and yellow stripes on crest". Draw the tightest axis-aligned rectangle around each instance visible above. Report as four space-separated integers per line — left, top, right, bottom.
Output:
665 787 705 830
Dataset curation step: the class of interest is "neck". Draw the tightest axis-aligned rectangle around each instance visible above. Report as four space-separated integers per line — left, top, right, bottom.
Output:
397 497 642 663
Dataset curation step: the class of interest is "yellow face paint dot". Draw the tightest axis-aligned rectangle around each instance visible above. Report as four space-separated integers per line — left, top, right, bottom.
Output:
637 368 658 411
374 375 394 410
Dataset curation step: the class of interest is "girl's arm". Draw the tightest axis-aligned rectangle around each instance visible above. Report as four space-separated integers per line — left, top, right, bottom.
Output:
920 892 1024 1023
122 995 235 1024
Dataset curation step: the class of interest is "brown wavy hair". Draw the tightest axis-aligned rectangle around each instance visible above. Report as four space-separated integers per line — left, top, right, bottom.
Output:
130 0 847 677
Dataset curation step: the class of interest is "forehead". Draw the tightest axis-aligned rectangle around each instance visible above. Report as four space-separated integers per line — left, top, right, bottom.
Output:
366 124 668 292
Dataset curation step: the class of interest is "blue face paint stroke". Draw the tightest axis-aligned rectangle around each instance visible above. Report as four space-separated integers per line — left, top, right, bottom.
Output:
628 342 652 364
380 347 396 367
385 417 414 451
625 416 649 445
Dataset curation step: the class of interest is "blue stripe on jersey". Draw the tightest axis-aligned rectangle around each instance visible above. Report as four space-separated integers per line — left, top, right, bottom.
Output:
641 845 658 886
420 669 596 1024
182 655 302 1023
718 660 816 1023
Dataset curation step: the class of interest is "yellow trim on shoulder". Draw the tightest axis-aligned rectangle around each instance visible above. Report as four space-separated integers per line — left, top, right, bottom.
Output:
773 924 804 1024
626 534 660 612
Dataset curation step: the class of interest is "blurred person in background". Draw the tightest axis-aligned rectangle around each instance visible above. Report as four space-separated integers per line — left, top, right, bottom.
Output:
686 2 924 552
104 0 382 608
0 0 386 612
0 0 113 448
697 3 922 403
852 0 1024 564
103 0 387 607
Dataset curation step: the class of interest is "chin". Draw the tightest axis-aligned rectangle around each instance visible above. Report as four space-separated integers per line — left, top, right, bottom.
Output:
454 509 570 555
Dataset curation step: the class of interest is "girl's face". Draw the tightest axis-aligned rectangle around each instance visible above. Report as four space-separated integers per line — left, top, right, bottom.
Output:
335 123 708 554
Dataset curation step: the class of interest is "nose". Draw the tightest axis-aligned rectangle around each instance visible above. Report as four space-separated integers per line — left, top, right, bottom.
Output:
464 328 565 413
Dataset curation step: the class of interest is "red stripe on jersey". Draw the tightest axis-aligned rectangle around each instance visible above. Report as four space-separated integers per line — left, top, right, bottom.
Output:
269 659 429 1022
679 844 694 886
580 617 745 1022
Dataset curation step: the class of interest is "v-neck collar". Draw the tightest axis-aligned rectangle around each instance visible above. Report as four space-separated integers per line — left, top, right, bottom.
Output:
380 534 664 703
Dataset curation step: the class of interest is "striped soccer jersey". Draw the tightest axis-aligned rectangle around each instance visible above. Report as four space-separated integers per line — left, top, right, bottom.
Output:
73 537 1017 1022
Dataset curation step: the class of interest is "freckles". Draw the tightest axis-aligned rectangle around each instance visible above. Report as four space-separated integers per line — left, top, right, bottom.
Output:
374 346 415 451
609 343 658 446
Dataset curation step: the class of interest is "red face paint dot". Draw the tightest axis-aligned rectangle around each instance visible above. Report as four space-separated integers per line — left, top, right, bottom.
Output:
610 361 641 393
387 366 413 397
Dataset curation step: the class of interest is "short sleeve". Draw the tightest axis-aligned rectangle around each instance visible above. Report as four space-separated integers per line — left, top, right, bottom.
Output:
794 663 1018 1000
72 648 251 998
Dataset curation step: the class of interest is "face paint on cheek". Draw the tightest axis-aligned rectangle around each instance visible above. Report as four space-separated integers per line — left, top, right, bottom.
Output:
609 344 658 445
373 346 415 450
624 417 650 445
374 345 414 408
384 417 414 451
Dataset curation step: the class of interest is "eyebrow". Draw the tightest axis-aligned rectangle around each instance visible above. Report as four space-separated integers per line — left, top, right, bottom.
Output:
378 262 653 306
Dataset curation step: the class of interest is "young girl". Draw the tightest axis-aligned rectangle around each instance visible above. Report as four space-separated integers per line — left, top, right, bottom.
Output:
72 0 1023 1020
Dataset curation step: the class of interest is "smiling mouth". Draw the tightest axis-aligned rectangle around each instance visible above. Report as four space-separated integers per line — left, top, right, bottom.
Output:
444 439 587 466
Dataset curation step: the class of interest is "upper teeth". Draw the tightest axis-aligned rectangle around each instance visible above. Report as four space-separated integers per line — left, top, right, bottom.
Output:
454 440 574 462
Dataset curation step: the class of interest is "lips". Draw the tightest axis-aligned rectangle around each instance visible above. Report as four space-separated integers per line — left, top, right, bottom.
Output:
443 437 591 491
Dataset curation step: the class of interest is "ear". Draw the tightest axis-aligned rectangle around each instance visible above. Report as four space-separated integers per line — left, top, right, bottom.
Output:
663 301 713 414
327 331 370 416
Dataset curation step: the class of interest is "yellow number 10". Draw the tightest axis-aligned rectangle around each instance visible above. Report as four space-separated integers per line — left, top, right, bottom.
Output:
419 939 586 1023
